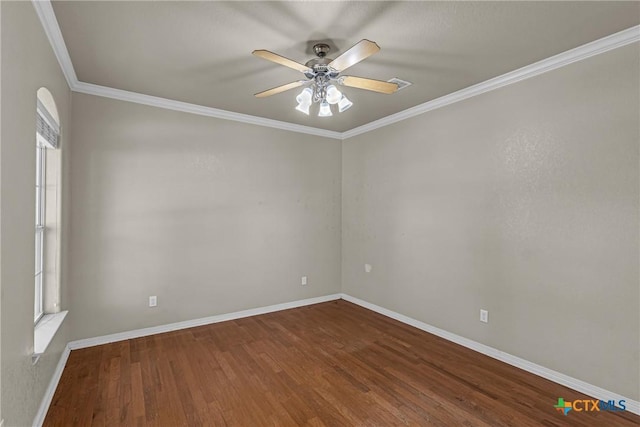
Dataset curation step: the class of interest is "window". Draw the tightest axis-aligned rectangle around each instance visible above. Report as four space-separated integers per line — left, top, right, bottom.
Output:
35 142 46 322
33 88 68 358
34 92 60 324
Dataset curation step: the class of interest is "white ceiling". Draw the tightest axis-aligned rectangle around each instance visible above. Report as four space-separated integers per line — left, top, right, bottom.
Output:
50 1 639 133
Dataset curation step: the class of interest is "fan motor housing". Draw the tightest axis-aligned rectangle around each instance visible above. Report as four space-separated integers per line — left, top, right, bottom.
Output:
305 57 332 68
304 57 338 80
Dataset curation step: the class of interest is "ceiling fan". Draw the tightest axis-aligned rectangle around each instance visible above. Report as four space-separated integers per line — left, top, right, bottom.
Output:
252 40 398 117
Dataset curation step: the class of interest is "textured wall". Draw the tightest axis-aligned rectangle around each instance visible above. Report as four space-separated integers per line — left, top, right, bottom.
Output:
0 2 72 426
342 44 639 399
3 3 638 424
68 93 342 340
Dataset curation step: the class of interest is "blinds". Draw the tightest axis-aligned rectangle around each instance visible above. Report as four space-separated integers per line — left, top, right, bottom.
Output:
36 100 59 149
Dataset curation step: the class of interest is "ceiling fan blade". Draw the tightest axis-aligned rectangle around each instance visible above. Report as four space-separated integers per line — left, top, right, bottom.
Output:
252 50 311 73
328 39 380 72
254 81 306 98
339 76 398 94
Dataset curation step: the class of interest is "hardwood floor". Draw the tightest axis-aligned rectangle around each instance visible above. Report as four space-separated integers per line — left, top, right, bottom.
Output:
45 300 638 426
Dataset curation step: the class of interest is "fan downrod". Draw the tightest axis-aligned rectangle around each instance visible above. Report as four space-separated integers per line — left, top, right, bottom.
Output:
305 43 334 76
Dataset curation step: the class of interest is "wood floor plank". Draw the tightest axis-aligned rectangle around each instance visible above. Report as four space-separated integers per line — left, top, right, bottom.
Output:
44 301 639 426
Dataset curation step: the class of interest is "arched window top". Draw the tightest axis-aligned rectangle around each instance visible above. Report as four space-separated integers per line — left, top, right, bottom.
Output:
36 87 60 149
36 87 59 126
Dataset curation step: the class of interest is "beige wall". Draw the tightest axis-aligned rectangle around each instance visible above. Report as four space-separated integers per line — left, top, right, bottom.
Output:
68 93 342 340
2 2 638 422
1 2 71 426
342 44 639 400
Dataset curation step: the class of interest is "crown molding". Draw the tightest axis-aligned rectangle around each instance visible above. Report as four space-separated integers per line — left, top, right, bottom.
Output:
343 24 640 139
32 0 639 141
31 0 342 140
31 0 78 89
73 81 343 139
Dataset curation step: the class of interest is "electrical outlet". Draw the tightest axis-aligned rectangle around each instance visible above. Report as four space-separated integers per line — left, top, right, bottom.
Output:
364 263 372 273
480 309 488 323
301 276 307 286
149 296 157 307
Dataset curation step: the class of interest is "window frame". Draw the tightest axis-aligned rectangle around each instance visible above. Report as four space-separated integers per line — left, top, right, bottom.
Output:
34 141 46 323
34 100 58 325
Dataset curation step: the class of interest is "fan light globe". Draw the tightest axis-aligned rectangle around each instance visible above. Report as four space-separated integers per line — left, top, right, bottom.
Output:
326 85 342 105
318 101 332 117
296 87 313 104
338 95 353 112
295 102 310 115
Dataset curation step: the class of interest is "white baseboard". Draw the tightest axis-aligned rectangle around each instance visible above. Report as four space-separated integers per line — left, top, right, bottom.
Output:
35 294 340 425
68 293 341 350
32 344 71 427
34 292 639 425
340 293 639 416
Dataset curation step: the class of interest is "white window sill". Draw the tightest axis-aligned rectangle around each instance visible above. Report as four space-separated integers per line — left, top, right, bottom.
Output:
33 311 68 362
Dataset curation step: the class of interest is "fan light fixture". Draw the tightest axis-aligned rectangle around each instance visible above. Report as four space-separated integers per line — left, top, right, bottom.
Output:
326 85 342 104
338 95 353 113
295 83 351 117
318 101 333 117
253 40 399 118
295 102 310 115
295 87 313 115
